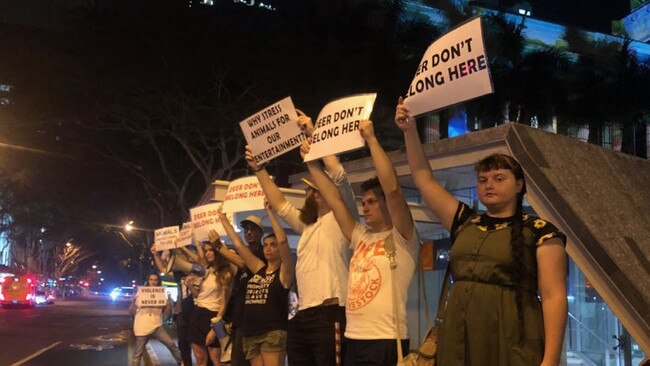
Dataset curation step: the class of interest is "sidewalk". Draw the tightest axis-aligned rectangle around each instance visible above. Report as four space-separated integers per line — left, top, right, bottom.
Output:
142 323 187 366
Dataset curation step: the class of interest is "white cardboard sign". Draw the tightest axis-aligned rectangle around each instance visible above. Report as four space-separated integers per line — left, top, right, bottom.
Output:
136 286 167 307
176 222 193 248
154 226 179 251
403 16 493 117
190 203 227 242
303 93 377 162
221 176 266 213
240 97 304 165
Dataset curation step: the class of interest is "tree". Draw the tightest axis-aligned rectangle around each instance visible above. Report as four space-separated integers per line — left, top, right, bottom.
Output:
562 28 650 154
55 243 94 280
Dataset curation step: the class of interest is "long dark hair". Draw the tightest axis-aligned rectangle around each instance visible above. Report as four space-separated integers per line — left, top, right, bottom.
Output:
476 153 527 343
145 272 161 286
204 240 232 287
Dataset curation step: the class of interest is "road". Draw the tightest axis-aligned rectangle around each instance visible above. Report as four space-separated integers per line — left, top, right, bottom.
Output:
0 296 133 366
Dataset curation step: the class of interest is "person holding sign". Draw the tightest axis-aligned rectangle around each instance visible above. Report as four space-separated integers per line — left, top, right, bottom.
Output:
151 244 201 366
395 99 568 366
300 120 418 366
187 240 236 366
206 202 293 366
129 272 182 366
208 214 266 366
246 111 355 366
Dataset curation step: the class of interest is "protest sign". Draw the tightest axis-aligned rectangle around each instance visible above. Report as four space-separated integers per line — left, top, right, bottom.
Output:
403 16 493 117
190 203 227 242
176 222 193 248
222 176 266 213
240 97 304 165
154 225 179 251
303 93 377 162
136 286 167 307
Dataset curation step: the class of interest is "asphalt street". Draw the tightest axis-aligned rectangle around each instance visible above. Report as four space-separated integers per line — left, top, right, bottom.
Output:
0 297 134 366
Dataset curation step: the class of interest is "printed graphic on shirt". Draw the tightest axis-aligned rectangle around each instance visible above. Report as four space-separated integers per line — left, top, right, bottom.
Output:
347 237 386 310
245 272 276 305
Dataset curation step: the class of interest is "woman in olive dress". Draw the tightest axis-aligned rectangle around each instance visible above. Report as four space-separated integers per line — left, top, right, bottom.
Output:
395 97 568 366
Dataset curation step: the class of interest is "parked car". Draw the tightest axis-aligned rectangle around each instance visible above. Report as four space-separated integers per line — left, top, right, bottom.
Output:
109 286 135 302
1 275 36 308
34 290 56 305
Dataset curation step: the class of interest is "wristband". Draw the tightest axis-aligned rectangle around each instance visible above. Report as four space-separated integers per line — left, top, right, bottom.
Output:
210 239 223 251
252 164 265 173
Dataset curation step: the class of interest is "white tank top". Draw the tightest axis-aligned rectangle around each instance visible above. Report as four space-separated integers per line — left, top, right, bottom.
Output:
194 271 223 312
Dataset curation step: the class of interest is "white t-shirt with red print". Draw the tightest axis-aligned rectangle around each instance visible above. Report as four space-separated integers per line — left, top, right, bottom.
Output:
345 223 418 340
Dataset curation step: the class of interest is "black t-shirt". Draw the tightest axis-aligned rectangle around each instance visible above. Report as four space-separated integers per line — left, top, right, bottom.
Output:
242 266 289 337
226 242 265 328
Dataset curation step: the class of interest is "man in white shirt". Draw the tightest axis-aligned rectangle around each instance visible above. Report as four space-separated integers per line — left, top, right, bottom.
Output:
302 120 418 366
244 112 356 366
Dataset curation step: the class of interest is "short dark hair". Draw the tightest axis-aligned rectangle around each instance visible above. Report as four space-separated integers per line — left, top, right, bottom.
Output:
475 153 527 195
360 176 385 199
263 233 277 244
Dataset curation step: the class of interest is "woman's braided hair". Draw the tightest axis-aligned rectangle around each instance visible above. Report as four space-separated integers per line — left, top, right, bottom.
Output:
476 153 527 343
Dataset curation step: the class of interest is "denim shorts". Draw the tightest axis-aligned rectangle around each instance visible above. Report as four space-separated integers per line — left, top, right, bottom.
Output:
243 329 287 359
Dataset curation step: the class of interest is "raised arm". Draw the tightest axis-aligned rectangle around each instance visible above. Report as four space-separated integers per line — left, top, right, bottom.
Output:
246 145 288 213
301 142 357 241
396 97 458 231
360 120 414 241
179 245 200 264
298 109 357 218
266 200 294 289
193 234 208 268
214 207 264 274
150 245 167 274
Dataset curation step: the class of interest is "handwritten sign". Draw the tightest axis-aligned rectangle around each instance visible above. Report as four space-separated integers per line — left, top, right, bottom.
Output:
240 97 304 165
190 203 227 242
136 286 167 307
154 225 179 251
303 93 377 162
222 176 266 213
176 222 193 248
403 16 493 117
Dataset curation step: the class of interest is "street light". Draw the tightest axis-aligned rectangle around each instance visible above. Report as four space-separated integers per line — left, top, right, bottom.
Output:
125 220 134 232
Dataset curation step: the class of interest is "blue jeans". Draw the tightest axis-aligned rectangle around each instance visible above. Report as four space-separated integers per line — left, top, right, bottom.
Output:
131 326 182 366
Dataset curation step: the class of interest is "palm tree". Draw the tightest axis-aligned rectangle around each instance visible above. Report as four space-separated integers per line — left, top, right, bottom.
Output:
562 28 650 156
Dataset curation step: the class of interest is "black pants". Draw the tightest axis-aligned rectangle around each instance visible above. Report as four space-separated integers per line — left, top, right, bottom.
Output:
287 305 346 366
176 311 193 366
344 339 410 366
230 326 250 366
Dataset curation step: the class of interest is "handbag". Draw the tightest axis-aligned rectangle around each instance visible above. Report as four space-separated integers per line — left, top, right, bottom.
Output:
386 231 451 366
401 265 450 366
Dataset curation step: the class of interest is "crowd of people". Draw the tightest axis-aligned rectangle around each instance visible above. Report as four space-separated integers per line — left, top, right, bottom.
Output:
133 99 568 366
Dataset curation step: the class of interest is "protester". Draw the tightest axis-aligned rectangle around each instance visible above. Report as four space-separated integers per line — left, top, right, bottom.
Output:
152 245 199 366
207 201 293 366
246 110 355 366
209 213 266 366
187 240 235 366
301 119 418 366
130 272 182 366
395 97 568 366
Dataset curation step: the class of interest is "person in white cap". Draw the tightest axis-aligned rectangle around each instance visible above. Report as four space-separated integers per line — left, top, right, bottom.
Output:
245 110 356 366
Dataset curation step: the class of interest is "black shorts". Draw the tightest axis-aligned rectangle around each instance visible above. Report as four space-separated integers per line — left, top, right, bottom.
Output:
187 306 220 348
